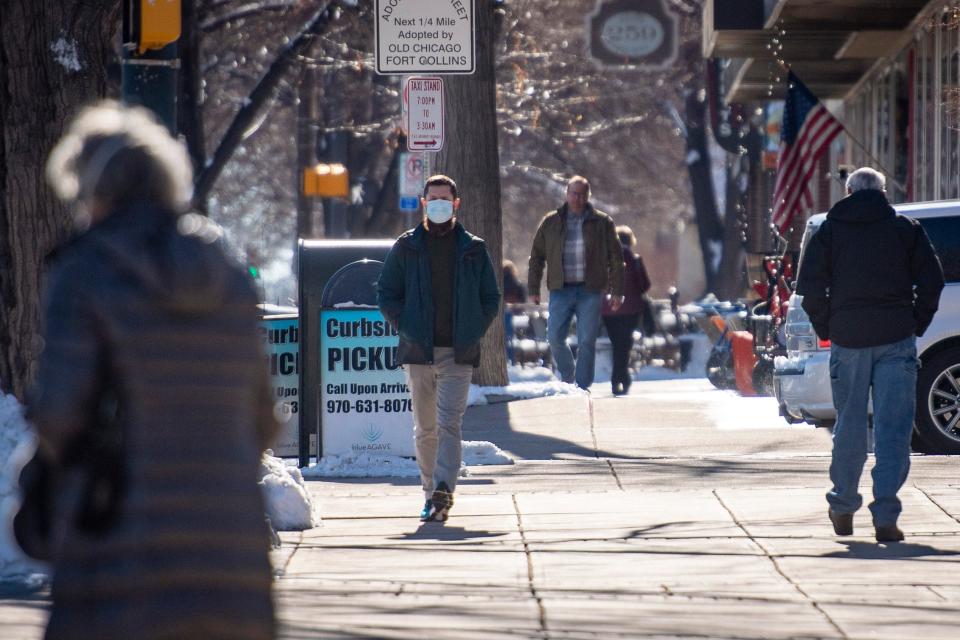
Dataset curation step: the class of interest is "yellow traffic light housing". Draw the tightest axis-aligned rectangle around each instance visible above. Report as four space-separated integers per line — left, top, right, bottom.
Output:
123 0 181 54
303 164 349 198
139 0 181 53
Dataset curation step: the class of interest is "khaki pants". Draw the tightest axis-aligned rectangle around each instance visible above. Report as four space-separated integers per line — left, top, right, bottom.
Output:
404 347 473 498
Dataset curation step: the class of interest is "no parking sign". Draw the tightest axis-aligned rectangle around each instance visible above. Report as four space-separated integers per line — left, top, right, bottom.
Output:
399 151 426 212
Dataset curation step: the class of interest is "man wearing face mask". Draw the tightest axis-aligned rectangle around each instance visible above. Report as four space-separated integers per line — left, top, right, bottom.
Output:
378 175 501 522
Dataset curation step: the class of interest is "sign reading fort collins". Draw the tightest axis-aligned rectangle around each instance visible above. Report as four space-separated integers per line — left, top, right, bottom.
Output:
375 0 476 75
587 0 677 70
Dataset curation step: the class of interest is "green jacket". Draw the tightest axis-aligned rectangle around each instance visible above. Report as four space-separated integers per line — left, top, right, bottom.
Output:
527 203 624 296
377 222 501 367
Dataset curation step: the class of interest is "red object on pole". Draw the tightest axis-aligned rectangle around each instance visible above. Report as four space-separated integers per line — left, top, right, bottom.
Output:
730 330 757 396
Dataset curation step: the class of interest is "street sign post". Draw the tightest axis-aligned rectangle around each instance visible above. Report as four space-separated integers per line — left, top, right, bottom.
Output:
402 76 444 152
375 0 476 75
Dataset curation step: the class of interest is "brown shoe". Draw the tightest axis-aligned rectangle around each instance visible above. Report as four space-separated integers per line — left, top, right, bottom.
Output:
874 524 904 543
828 509 853 536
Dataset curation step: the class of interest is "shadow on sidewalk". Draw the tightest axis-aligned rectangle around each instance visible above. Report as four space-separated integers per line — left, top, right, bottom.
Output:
463 398 633 461
826 540 960 559
393 525 509 542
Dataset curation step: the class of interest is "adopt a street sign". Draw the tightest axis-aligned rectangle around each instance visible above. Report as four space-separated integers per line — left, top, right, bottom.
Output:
375 0 476 74
403 76 444 151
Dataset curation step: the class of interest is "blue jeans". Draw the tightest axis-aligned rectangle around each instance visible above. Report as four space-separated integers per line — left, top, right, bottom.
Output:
828 335 918 526
547 285 603 388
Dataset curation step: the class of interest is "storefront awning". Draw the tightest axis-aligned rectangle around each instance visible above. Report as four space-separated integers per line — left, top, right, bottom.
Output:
705 0 936 101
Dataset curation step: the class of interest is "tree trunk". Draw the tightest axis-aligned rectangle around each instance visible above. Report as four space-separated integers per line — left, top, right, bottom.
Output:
435 3 507 387
0 1 119 400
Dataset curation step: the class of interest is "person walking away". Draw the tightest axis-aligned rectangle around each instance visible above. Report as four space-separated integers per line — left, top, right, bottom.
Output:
797 167 943 543
528 175 624 389
378 175 501 522
502 260 527 364
30 101 280 639
602 226 651 396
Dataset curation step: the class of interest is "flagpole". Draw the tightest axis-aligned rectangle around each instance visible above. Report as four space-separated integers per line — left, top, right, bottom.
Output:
776 63 907 196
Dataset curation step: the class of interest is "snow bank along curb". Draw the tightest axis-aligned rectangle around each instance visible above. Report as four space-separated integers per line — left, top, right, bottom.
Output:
301 440 513 479
259 453 319 531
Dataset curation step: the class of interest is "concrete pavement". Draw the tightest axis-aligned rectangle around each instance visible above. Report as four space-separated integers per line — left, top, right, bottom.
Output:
3 379 960 639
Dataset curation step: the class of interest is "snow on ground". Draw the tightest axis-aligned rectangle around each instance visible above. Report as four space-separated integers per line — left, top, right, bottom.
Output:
300 440 514 479
468 364 586 406
259 452 318 531
0 395 48 585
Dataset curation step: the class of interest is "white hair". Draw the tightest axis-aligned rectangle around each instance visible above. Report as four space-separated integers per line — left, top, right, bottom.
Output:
846 167 886 193
46 100 193 220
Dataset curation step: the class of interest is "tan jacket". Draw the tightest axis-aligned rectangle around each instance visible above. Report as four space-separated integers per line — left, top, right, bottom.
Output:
528 203 624 296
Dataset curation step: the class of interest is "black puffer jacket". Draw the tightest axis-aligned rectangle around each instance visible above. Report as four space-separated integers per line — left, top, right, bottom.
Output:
797 189 944 348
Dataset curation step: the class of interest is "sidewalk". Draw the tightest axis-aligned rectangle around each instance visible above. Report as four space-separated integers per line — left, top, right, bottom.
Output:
271 384 960 639
3 381 960 639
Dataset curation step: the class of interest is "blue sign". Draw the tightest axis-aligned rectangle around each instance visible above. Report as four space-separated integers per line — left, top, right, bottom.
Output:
319 308 414 456
399 195 420 211
259 315 302 457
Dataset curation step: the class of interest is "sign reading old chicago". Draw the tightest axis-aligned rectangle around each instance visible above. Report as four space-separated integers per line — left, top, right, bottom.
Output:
375 0 476 74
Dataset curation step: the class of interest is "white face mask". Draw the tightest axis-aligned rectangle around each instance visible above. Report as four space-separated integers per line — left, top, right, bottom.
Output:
425 199 454 224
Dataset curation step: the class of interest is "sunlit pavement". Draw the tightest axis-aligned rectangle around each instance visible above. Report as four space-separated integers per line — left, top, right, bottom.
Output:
272 379 960 639
3 379 959 639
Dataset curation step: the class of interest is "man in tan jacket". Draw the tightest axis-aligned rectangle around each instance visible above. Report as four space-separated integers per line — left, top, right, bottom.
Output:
528 176 624 389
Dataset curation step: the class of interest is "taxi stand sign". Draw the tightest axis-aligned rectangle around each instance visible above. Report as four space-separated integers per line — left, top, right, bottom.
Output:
403 76 444 152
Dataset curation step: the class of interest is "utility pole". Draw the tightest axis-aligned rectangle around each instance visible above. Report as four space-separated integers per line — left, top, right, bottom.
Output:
121 0 181 133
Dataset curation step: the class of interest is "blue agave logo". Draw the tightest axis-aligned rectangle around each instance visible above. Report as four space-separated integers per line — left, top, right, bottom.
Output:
362 423 384 443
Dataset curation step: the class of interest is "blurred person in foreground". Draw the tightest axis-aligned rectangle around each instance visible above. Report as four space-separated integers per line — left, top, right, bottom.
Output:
601 226 651 396
377 175 500 523
528 175 624 389
30 101 279 639
797 167 943 543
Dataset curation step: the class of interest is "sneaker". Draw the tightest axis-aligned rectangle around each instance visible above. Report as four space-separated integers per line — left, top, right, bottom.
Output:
874 524 904 543
430 482 454 521
828 509 854 536
419 500 434 522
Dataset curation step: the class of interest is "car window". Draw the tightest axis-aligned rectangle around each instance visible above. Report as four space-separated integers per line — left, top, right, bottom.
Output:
917 216 960 283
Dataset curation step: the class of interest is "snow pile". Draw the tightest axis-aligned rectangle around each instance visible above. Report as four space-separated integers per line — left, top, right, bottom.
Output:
461 440 512 465
302 451 422 478
0 394 48 584
468 365 586 406
259 452 318 531
301 440 513 478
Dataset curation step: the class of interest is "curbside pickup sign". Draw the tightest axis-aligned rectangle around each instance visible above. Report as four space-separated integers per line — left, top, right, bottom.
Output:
375 0 476 74
320 308 414 457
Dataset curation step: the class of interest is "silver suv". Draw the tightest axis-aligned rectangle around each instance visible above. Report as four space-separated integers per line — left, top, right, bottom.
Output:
774 200 960 454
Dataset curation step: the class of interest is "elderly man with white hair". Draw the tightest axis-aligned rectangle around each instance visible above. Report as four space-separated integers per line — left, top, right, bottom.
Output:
797 166 944 543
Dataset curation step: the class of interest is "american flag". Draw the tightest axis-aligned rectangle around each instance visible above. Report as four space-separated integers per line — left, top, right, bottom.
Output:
771 72 843 231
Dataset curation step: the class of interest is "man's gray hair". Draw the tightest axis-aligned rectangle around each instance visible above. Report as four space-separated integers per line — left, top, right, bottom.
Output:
846 167 886 193
46 100 193 221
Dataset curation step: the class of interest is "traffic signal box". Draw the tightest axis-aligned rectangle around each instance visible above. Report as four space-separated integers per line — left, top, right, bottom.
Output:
123 0 181 54
303 163 349 197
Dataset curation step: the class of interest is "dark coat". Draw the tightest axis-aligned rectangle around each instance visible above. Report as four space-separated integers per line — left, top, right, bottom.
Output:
797 189 944 348
27 203 279 640
603 249 651 317
377 222 501 366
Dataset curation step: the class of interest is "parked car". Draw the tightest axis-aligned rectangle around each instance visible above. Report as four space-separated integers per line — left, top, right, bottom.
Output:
774 199 960 454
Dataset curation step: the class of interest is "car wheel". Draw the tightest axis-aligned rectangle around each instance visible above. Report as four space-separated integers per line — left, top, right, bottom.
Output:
915 347 960 454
